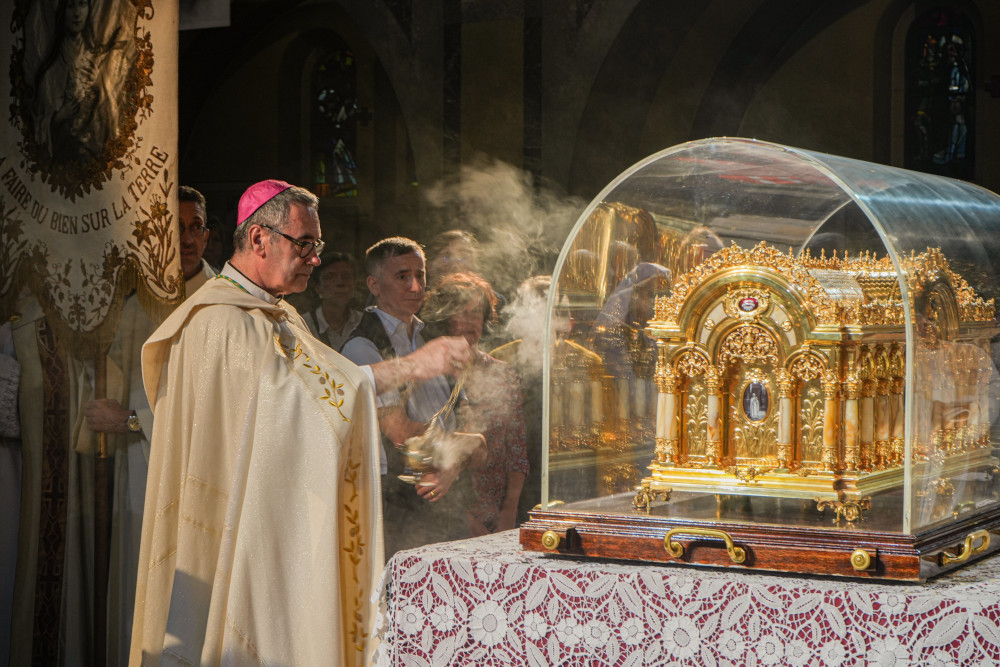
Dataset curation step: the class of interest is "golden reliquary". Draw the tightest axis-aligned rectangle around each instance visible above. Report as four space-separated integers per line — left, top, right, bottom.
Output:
521 138 1000 581
636 242 997 519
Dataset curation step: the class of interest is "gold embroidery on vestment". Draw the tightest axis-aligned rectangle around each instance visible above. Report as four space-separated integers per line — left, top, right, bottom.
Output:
280 341 351 422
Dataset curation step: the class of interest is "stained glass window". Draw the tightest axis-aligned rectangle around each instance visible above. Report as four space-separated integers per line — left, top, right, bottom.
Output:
904 8 974 179
312 46 359 197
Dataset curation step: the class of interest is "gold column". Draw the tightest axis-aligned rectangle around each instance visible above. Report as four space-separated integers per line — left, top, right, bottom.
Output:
888 343 904 465
705 364 723 467
821 369 840 472
875 376 891 469
890 376 904 465
776 369 793 470
860 377 875 470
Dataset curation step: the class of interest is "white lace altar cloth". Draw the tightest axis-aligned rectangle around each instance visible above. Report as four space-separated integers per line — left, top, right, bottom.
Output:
373 530 1000 666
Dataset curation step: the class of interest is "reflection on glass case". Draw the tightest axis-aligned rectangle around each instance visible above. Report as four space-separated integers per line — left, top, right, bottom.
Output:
520 138 1000 581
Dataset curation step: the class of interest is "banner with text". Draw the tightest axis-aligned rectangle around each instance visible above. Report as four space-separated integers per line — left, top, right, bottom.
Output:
0 0 181 351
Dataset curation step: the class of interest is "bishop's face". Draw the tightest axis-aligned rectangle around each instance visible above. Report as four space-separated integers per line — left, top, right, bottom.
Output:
260 203 322 296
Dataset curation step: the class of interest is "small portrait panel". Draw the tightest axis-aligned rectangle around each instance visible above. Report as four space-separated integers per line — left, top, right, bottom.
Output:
11 0 148 198
742 381 769 422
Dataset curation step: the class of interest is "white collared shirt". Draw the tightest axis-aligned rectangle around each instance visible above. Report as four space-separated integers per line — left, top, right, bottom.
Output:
341 307 454 426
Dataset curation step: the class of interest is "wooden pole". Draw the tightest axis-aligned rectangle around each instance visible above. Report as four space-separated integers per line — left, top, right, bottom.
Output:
94 349 111 667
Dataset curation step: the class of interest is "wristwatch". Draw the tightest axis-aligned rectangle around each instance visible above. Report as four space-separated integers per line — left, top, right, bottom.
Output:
126 411 142 433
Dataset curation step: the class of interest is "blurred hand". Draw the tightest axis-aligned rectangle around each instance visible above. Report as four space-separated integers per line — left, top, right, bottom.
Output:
416 467 458 503
84 398 131 434
370 336 472 396
407 336 470 381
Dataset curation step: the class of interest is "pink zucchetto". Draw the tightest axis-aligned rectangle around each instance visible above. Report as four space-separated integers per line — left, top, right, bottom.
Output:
236 179 292 225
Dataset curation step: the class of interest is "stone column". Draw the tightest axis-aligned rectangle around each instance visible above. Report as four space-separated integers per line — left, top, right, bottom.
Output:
705 364 723 467
843 372 860 471
655 365 680 465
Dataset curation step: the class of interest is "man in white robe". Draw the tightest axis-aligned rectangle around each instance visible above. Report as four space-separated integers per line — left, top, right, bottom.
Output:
82 186 215 665
132 181 384 666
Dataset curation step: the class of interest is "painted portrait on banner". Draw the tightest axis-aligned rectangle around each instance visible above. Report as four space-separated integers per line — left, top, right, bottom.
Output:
0 0 181 350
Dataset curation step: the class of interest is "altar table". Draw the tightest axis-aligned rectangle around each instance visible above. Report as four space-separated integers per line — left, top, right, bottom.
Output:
373 530 1000 666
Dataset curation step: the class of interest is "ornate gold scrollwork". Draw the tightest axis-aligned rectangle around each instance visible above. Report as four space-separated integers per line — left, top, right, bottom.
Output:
816 497 871 524
655 437 678 464
776 368 793 398
725 465 771 483
675 345 710 378
704 363 722 390
935 478 955 496
844 371 860 401
719 324 779 366
633 482 671 512
939 530 990 566
790 348 827 381
656 364 680 394
663 527 747 564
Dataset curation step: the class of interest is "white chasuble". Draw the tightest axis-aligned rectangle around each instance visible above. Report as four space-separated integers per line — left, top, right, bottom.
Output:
130 278 383 666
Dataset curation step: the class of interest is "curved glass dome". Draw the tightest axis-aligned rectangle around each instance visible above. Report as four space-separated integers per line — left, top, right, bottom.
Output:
542 137 1000 541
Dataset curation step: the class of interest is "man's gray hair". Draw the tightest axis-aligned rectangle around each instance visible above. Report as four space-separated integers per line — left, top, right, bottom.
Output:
365 236 424 278
233 185 319 252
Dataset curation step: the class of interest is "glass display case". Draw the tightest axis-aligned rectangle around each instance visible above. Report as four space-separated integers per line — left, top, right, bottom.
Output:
519 138 1000 581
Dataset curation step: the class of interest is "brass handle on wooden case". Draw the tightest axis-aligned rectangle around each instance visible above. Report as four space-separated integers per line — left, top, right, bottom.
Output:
939 529 990 566
851 549 873 571
664 527 747 564
541 530 562 551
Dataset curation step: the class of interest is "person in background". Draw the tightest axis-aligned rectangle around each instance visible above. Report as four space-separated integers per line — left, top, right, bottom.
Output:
423 272 528 535
202 213 227 272
425 229 480 285
491 274 552 523
341 237 486 557
82 185 215 665
303 251 363 351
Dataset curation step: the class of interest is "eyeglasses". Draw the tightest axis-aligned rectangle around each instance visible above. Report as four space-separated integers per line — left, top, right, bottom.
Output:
180 223 207 237
261 224 325 258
